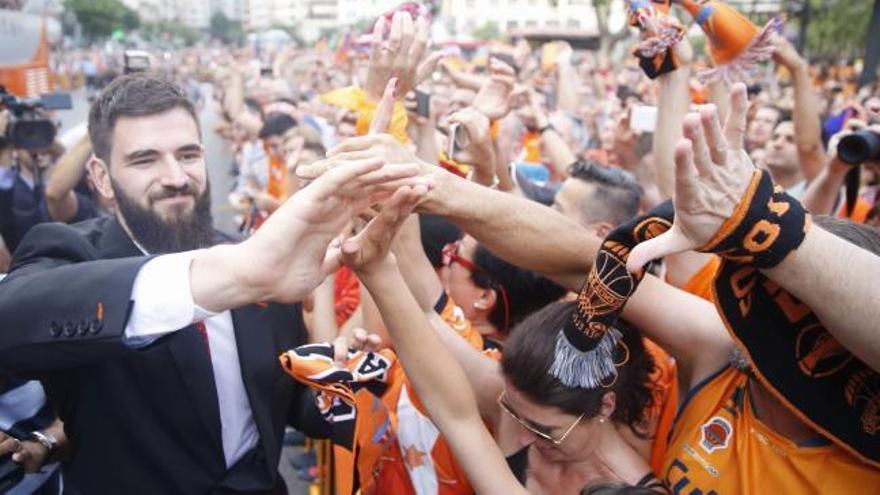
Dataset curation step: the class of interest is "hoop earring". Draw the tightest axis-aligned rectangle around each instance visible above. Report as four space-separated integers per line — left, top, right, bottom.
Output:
613 340 630 367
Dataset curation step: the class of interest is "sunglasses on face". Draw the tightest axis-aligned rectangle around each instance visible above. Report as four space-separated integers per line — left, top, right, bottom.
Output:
497 390 586 445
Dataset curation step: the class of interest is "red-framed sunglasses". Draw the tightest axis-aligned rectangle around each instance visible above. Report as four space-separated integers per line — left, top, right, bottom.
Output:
441 240 511 334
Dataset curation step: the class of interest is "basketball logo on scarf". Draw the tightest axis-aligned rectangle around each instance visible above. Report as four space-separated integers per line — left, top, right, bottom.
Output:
551 201 675 389
572 249 635 340
795 323 853 379
845 371 880 436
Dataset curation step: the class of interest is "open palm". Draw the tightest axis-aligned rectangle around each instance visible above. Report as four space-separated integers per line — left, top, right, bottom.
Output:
627 83 756 272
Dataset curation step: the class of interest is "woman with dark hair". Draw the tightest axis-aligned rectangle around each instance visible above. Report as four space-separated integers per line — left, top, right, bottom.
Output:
337 187 666 494
439 234 567 342
383 212 672 493
499 303 663 491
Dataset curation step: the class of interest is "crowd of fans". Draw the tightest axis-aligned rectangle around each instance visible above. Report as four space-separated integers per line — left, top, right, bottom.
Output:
1 1 879 494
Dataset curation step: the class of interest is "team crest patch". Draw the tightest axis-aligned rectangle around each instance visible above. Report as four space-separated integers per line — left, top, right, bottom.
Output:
700 416 733 454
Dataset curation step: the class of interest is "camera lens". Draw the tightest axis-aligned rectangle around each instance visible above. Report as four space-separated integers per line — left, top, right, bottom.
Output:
838 130 880 165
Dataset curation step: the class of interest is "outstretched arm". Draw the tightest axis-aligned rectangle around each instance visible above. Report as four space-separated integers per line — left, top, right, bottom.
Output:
623 274 733 388
764 224 880 371
45 135 92 222
392 214 504 423
627 83 880 372
774 37 825 182
341 190 527 495
303 134 598 288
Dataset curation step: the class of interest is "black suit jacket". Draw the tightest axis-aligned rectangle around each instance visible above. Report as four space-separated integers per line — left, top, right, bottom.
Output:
0 217 327 494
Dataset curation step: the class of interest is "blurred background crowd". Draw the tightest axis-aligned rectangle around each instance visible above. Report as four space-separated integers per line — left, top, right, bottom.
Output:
0 0 879 494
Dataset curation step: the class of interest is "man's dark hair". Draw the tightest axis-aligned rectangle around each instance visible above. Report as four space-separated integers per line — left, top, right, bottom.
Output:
567 160 643 227
501 301 655 437
471 244 568 334
88 76 199 162
243 97 264 119
769 106 793 125
813 215 880 255
258 112 298 139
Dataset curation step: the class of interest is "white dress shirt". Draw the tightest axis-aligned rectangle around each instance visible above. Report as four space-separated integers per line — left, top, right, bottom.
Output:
123 251 259 468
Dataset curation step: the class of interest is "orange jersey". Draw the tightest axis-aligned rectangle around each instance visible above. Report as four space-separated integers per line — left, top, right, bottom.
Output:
662 367 880 494
681 256 721 303
521 130 542 163
362 295 483 495
643 337 679 477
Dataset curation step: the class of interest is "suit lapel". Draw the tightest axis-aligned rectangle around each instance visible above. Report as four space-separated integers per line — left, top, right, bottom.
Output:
231 305 281 464
98 217 225 456
167 326 225 456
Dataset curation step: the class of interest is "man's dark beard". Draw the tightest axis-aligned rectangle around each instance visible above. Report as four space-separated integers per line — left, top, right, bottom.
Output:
112 178 215 254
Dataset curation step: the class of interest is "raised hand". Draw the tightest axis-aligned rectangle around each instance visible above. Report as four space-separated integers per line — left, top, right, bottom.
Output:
472 58 517 121
297 76 437 183
627 83 754 272
447 107 495 176
772 34 806 72
238 154 428 304
335 184 427 276
364 12 443 102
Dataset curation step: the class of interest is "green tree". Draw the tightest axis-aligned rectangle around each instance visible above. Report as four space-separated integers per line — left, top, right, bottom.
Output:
66 0 136 39
122 8 140 31
210 11 242 43
141 20 199 47
800 0 873 59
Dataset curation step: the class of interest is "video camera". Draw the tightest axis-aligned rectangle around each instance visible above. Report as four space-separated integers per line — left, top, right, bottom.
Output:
0 85 72 151
838 130 880 166
124 50 151 75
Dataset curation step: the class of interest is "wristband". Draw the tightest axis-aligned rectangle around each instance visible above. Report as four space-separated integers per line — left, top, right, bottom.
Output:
551 202 675 389
699 169 810 269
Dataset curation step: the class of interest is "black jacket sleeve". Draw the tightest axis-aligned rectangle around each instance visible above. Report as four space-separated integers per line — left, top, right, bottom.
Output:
0 223 151 375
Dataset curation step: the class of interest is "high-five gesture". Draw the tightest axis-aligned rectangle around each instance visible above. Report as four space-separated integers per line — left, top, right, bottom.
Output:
627 83 754 273
336 185 427 276
364 11 443 102
192 79 431 309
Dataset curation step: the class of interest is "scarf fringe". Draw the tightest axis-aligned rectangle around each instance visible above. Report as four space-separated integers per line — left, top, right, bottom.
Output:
637 25 686 58
549 328 622 389
698 17 783 84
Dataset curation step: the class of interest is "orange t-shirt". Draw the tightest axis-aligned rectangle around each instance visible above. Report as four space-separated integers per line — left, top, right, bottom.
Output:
662 367 880 494
521 130 542 163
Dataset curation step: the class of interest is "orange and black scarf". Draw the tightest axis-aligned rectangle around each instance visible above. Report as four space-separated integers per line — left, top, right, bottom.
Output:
554 168 879 466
